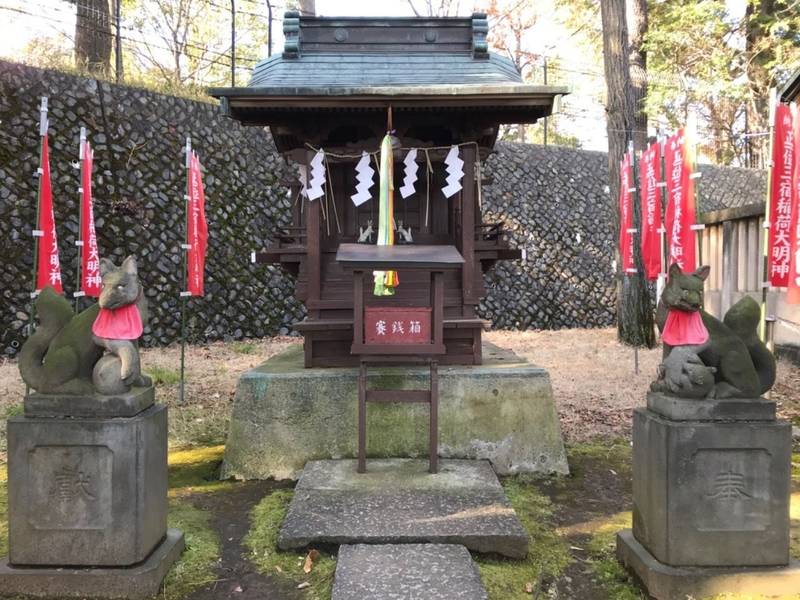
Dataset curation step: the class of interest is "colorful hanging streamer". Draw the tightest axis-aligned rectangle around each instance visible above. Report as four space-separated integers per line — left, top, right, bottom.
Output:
373 134 399 296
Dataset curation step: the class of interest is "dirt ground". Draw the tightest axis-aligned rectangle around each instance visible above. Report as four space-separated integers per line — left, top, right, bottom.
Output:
2 328 799 451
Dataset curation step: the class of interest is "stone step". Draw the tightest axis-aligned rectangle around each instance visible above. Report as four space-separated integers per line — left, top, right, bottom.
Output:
277 458 529 558
332 544 488 600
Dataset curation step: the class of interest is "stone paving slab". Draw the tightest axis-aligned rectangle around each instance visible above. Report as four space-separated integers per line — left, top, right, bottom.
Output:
278 459 529 558
333 544 488 600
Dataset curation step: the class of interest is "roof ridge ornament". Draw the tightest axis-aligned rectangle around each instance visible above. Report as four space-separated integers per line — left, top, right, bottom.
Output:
471 12 489 60
283 10 301 59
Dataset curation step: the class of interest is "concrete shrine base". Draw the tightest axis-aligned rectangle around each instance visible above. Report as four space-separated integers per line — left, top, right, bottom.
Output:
221 343 568 480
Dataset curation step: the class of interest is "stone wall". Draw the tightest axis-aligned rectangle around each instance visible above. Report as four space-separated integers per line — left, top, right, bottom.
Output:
0 61 766 355
0 60 305 356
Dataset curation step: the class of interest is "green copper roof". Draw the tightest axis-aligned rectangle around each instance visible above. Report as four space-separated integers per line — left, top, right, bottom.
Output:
247 51 523 89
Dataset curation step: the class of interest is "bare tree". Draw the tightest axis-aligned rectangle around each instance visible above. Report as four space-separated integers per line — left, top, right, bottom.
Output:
406 0 463 17
66 0 112 74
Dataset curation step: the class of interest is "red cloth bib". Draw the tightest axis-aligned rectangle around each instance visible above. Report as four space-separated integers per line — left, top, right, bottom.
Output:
662 309 708 346
92 303 143 340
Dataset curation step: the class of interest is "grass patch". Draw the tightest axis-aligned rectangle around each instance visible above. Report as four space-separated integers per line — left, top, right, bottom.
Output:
0 468 7 558
585 511 644 600
475 476 571 599
146 365 183 386
2 404 23 418
168 445 234 496
245 489 336 600
232 342 258 355
161 499 220 600
567 440 633 478
169 406 230 448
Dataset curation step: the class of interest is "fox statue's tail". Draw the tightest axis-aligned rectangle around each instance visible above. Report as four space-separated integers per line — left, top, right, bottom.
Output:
723 295 777 395
18 287 74 393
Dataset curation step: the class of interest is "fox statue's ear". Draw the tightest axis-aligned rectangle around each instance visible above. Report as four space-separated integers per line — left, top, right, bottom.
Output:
694 265 711 281
99 258 115 277
121 256 138 276
668 262 683 280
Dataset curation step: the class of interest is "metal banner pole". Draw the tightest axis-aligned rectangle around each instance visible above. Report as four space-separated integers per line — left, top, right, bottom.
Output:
179 137 192 404
27 97 48 395
760 88 778 342
74 127 87 312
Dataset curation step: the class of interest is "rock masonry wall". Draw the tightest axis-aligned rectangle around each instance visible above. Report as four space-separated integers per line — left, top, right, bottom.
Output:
0 61 764 355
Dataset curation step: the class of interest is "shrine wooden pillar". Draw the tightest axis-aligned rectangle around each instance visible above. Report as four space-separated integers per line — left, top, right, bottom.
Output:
305 149 321 321
461 145 476 318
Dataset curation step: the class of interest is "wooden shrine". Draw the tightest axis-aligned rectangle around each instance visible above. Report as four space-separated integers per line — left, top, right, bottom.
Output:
210 12 566 368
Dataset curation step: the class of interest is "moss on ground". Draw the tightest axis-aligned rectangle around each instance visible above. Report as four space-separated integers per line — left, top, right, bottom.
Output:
146 365 183 386
168 444 226 492
161 499 220 600
475 476 571 599
245 489 337 600
232 342 258 355
0 465 7 558
584 511 644 600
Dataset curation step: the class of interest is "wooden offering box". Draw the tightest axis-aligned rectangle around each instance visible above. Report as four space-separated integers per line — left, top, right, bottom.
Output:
337 244 464 356
337 243 464 474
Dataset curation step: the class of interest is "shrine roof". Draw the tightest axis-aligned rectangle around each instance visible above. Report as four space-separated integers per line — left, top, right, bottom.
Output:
208 13 567 123
780 65 800 103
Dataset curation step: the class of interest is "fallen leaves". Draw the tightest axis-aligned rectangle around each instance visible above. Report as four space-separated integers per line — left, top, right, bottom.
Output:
303 549 320 574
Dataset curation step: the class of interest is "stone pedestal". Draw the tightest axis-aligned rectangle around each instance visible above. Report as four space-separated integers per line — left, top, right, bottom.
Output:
223 343 568 480
0 389 184 598
617 392 800 598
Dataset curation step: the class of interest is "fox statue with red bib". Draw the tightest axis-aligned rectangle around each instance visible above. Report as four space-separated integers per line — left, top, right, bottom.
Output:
19 255 151 397
650 263 776 399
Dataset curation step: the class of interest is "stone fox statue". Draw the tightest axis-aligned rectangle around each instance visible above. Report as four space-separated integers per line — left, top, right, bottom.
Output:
652 263 776 399
19 256 150 396
92 256 151 394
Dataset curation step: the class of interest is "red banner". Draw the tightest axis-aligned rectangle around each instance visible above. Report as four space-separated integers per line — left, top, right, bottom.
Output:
788 102 800 304
618 150 635 273
639 142 663 280
768 102 795 287
186 152 208 296
80 140 101 297
664 129 697 272
36 135 63 293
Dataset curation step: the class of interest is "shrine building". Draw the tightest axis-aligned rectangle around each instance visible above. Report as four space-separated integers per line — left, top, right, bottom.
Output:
210 12 566 367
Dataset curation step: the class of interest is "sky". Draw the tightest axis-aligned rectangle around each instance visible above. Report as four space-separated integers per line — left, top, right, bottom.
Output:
0 0 751 154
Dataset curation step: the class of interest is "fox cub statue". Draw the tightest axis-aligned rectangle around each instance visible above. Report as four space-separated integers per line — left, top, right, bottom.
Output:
651 263 776 399
19 256 151 396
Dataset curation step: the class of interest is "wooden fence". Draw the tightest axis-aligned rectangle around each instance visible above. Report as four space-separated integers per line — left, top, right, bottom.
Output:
699 203 800 349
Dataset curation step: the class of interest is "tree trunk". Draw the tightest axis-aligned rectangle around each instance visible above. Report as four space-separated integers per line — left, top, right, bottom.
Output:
600 0 655 348
74 0 112 75
299 0 315 16
626 0 648 153
745 0 776 168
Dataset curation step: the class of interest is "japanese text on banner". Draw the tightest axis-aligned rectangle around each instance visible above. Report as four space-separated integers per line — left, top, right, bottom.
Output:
186 152 208 296
36 135 63 293
639 142 662 280
664 129 697 272
787 102 800 303
80 141 101 297
618 151 635 273
768 103 795 287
